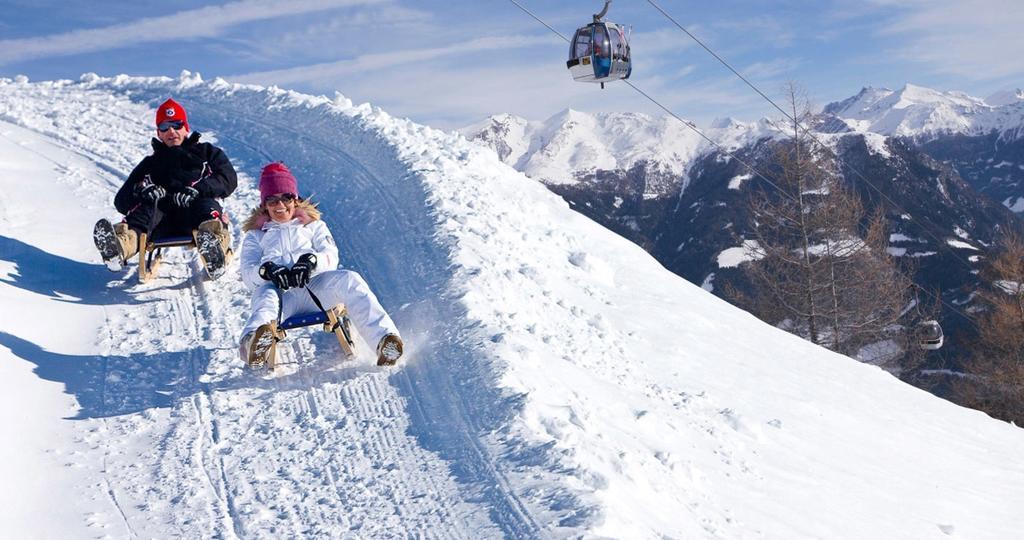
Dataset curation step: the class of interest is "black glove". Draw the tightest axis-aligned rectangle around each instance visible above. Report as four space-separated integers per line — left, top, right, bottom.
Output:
137 183 166 204
289 253 317 289
172 186 199 208
259 261 291 290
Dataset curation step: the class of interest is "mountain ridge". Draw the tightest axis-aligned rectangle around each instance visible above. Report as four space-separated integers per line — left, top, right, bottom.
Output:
464 82 1024 392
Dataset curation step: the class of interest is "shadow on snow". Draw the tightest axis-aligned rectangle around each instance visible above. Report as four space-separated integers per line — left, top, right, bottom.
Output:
0 331 201 419
0 235 142 305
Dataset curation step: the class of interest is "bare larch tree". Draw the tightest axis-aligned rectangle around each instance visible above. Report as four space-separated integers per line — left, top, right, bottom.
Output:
741 83 913 367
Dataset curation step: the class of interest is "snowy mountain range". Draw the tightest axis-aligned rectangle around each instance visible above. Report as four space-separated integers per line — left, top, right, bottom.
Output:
466 84 1024 213
462 111 772 196
823 83 1024 140
465 83 1024 396
1 73 1023 538
462 110 774 198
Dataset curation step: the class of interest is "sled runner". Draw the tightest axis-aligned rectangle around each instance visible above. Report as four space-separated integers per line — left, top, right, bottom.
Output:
137 229 230 283
248 304 356 371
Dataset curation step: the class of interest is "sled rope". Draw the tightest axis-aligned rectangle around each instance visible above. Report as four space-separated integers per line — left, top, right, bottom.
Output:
306 286 341 333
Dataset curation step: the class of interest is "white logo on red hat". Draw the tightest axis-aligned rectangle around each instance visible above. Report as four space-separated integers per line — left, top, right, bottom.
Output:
165 108 176 117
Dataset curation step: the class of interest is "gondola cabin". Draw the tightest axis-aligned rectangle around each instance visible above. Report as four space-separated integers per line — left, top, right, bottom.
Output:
918 320 944 350
567 2 631 88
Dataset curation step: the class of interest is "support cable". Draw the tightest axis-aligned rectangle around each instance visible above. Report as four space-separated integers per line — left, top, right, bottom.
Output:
507 0 795 202
645 0 983 278
508 0 978 330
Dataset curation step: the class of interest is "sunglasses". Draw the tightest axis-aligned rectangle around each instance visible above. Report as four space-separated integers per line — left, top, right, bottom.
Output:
158 120 185 132
265 193 297 205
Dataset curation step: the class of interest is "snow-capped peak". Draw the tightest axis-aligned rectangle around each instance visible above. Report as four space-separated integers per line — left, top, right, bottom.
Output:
986 88 1024 107
461 112 535 166
823 86 896 117
824 83 1024 139
464 109 773 190
709 116 745 129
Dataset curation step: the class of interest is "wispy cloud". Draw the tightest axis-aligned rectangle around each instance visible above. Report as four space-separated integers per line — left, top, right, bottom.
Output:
229 34 560 86
335 62 591 129
630 28 698 58
234 5 434 62
869 0 1024 80
0 0 382 65
634 72 772 122
741 58 802 82
711 15 796 49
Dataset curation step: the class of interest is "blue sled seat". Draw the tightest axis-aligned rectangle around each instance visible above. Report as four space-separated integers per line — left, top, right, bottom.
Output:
280 311 330 331
274 305 356 360
150 235 196 248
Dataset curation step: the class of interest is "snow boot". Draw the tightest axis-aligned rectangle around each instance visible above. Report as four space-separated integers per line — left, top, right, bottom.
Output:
195 219 230 280
246 321 285 370
376 333 403 366
93 219 138 271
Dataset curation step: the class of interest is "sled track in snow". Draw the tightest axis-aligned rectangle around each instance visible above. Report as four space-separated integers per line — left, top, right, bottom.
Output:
90 249 492 537
177 94 543 536
3 80 553 536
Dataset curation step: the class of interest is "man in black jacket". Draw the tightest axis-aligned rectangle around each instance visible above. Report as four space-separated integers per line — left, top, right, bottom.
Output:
93 98 237 277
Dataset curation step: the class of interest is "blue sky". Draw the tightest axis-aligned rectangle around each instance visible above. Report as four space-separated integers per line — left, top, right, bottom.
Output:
1 0 1022 129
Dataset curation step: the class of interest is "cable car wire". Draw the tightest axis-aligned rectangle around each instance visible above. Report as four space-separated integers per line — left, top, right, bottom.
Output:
507 0 795 203
507 0 979 333
644 0 985 330
508 0 571 41
643 0 983 281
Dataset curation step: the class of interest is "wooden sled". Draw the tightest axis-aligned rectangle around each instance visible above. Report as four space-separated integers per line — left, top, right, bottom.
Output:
261 304 355 371
137 231 231 283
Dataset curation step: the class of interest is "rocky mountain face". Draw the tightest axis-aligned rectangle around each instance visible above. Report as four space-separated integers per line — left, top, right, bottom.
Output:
917 134 1024 213
824 84 1024 214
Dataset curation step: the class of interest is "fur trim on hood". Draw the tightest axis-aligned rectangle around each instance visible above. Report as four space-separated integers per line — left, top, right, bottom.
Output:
242 198 321 232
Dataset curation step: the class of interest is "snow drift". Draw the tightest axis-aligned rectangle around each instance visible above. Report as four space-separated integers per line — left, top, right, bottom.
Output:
1 72 1022 539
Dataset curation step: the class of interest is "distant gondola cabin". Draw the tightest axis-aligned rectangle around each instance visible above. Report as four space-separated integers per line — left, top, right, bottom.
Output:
918 320 944 350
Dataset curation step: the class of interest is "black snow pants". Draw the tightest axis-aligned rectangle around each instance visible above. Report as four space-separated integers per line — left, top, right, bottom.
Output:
125 197 224 239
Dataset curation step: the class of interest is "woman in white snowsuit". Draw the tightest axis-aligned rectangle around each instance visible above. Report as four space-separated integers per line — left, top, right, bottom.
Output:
238 162 403 367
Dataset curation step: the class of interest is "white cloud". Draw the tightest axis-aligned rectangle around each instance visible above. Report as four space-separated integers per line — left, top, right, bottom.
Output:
869 0 1024 80
741 58 802 81
630 28 697 58
0 0 382 65
711 15 796 49
228 34 560 86
234 5 434 62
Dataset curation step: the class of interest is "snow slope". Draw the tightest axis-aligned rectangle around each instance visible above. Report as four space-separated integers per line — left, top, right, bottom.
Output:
1 73 1023 538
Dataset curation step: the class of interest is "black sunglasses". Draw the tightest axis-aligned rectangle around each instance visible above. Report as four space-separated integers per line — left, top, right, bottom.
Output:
265 193 297 205
158 120 185 132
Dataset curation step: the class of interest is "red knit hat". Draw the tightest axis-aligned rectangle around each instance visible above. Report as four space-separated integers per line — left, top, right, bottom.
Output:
259 162 299 204
155 98 189 132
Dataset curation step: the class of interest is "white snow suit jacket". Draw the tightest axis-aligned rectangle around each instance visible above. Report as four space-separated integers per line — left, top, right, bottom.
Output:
240 213 339 291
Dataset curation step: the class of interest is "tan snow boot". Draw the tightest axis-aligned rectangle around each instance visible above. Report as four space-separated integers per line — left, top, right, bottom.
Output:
114 222 139 259
247 321 285 370
94 219 138 270
196 219 230 279
198 219 231 253
376 333 404 366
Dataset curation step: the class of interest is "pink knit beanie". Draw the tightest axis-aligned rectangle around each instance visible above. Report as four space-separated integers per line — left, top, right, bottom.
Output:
259 162 299 204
